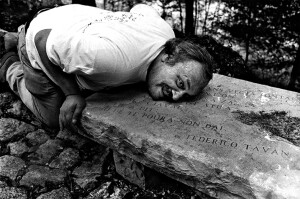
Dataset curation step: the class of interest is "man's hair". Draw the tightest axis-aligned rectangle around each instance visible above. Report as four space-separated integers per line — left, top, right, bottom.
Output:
162 36 215 82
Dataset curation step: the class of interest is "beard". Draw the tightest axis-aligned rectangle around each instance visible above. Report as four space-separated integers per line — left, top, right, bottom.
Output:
146 60 163 100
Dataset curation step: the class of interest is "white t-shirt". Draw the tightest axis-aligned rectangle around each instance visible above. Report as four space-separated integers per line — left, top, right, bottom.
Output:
26 4 175 91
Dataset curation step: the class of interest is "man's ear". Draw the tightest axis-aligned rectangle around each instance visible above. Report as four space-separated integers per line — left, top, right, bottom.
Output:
161 54 173 63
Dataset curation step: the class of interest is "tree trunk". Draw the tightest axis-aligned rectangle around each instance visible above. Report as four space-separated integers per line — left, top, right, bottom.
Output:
202 0 211 34
288 43 300 90
178 0 184 33
185 0 195 35
194 0 198 33
211 0 220 31
244 8 254 66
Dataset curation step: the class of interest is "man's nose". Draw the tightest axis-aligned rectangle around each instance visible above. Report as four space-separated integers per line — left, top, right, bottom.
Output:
172 90 185 101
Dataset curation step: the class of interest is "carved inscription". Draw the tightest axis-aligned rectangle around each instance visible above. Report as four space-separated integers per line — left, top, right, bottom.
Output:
94 104 292 159
185 134 290 158
98 104 224 131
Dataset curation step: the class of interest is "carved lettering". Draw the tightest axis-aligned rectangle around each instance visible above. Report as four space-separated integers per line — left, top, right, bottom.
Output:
262 147 270 153
244 144 251 150
281 150 289 157
271 149 278 155
206 137 211 143
199 137 205 142
166 118 173 123
220 139 227 146
253 146 259 152
184 136 290 158
230 142 238 148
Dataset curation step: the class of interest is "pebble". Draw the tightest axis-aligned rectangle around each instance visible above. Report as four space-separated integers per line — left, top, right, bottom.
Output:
0 155 26 181
27 139 63 165
0 186 27 199
19 165 66 187
49 148 80 169
0 118 35 142
36 187 71 199
8 141 29 156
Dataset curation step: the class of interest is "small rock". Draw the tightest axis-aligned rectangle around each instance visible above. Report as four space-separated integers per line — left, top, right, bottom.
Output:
26 129 50 146
6 100 23 116
0 180 8 187
27 139 63 164
56 129 90 148
5 99 36 122
0 118 35 142
8 141 29 156
49 148 80 169
0 155 26 181
36 187 71 199
0 92 17 109
0 186 27 199
19 165 66 187
84 182 111 199
73 148 109 190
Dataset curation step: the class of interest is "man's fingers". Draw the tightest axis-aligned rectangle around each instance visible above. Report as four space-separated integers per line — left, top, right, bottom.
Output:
72 106 84 124
65 109 74 125
59 112 64 130
59 106 74 130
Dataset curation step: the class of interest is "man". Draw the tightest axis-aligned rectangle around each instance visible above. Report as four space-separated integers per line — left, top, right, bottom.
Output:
0 4 214 131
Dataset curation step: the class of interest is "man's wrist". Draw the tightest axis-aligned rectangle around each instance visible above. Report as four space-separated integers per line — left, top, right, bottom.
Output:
60 82 81 97
65 93 81 97
62 88 81 97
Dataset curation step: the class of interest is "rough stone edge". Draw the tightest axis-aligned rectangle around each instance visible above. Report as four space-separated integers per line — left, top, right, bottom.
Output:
74 115 255 199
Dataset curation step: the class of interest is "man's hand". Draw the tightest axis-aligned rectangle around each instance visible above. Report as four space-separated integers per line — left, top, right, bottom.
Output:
59 94 86 130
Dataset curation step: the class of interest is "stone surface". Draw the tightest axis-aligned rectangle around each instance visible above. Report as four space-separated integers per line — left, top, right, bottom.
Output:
8 141 29 156
113 151 145 188
25 129 50 146
6 100 25 116
0 155 26 181
19 165 66 187
0 118 35 142
27 139 63 164
49 148 80 169
84 182 112 199
0 181 8 187
0 187 27 199
36 187 71 199
0 92 17 109
73 147 110 190
78 74 300 199
84 181 128 199
56 129 90 149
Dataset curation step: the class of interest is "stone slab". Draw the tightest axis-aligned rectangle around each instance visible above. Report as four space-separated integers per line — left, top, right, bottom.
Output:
77 74 300 199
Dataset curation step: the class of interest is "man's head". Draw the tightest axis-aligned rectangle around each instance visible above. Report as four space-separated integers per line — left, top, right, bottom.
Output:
146 36 214 101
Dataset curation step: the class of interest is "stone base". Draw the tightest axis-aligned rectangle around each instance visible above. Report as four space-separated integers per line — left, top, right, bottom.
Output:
113 151 145 188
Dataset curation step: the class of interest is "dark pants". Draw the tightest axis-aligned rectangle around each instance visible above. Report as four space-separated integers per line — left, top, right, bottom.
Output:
7 25 64 130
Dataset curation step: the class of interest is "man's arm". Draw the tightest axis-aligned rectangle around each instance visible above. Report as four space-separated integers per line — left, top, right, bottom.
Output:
34 29 86 130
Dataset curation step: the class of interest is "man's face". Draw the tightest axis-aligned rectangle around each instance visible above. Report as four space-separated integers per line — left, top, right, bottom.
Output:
147 56 208 101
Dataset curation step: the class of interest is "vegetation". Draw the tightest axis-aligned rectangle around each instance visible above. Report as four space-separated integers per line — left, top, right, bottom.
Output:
1 0 299 91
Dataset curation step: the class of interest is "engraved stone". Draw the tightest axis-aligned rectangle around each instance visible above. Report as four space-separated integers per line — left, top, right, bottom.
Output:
77 74 300 199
